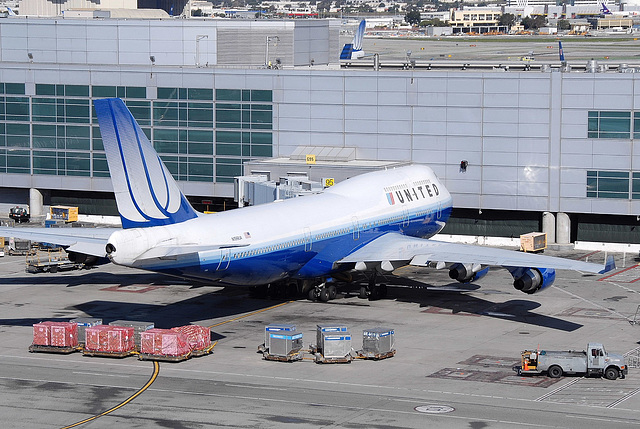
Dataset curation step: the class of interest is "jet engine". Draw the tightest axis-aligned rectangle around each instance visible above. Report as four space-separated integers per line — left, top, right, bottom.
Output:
509 267 556 294
449 263 489 283
66 251 100 266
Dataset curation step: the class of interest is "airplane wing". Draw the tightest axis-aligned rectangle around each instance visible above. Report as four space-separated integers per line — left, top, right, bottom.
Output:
339 232 608 273
0 227 117 257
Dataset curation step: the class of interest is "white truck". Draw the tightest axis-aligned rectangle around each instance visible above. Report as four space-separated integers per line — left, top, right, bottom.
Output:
513 343 628 380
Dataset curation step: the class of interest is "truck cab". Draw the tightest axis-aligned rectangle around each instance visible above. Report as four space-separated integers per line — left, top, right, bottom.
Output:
586 342 626 379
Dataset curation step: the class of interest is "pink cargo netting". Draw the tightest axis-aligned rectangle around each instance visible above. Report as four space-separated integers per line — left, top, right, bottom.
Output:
141 329 190 356
32 321 56 346
33 321 78 347
171 325 211 351
107 326 135 353
85 325 112 351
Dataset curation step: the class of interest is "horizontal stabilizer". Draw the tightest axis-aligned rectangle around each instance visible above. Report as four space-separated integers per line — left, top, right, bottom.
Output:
0 227 116 257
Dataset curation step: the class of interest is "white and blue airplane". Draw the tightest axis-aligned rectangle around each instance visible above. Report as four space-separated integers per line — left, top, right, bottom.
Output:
0 98 614 301
340 19 366 61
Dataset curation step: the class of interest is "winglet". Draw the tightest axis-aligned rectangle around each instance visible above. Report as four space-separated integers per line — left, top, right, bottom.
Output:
599 255 616 274
94 98 199 229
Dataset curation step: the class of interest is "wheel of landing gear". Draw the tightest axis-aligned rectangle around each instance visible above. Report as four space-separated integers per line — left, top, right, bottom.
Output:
369 285 381 301
359 286 368 299
308 288 317 301
379 283 387 299
286 282 298 298
319 287 330 302
328 285 337 300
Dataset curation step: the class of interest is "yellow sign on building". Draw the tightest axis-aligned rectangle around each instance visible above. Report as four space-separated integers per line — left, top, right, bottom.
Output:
306 154 316 164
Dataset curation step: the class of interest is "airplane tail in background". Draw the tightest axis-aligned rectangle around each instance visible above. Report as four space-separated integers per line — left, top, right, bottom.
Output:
601 3 612 14
559 41 565 62
94 98 199 229
6 7 16 15
340 19 366 60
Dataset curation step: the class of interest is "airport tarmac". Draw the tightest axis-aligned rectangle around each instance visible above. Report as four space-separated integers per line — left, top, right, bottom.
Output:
0 248 640 428
343 35 640 64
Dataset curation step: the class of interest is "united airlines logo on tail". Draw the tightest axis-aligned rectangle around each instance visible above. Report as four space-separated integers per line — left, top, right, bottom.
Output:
94 98 199 228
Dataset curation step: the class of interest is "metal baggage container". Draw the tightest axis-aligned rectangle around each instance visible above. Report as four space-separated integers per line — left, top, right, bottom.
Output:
321 332 351 358
109 320 154 350
362 328 395 354
316 324 347 351
70 318 102 345
268 332 303 357
264 324 296 351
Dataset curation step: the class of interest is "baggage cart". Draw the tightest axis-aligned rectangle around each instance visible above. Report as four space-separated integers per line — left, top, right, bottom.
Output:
259 324 296 353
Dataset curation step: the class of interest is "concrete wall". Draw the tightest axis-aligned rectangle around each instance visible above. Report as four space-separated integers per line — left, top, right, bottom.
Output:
0 18 340 67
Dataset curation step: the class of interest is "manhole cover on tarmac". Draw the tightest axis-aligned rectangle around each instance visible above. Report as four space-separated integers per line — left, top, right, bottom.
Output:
414 405 455 414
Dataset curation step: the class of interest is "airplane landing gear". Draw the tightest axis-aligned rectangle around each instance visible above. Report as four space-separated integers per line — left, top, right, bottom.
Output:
307 281 337 302
360 271 388 300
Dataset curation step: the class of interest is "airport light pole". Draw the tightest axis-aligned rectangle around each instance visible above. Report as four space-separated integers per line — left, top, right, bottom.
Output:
196 35 208 67
265 36 279 68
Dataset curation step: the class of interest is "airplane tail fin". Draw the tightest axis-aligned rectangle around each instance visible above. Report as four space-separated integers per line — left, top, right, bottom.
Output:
558 41 565 62
599 255 616 274
94 98 199 229
340 19 365 60
6 7 16 15
353 19 365 52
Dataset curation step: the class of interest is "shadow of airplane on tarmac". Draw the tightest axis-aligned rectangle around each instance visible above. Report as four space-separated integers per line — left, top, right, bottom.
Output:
0 264 582 332
0 270 292 342
342 272 583 332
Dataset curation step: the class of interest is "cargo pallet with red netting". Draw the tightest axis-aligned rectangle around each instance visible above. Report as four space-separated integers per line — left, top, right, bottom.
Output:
30 321 79 354
82 325 136 358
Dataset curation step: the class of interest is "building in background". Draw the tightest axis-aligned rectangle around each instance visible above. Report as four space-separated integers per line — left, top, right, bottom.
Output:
1 17 640 243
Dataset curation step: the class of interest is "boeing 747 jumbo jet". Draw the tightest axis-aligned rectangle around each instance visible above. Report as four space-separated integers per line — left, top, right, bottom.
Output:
0 99 613 301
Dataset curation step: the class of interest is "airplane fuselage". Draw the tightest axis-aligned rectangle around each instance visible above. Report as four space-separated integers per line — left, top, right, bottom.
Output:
106 165 453 285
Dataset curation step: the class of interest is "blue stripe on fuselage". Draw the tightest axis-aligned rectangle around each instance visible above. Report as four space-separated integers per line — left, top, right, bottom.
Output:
134 200 453 285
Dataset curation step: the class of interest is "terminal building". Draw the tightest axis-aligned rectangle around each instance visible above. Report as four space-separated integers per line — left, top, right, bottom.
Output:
1 16 640 244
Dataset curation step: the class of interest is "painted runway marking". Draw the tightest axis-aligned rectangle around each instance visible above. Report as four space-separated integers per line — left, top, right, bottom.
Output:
608 387 640 408
207 300 293 329
555 287 629 321
535 377 582 401
60 360 159 429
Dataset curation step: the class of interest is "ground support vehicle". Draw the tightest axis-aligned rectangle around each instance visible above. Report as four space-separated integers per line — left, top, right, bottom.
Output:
8 238 32 256
26 249 82 273
513 343 628 380
8 206 29 223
